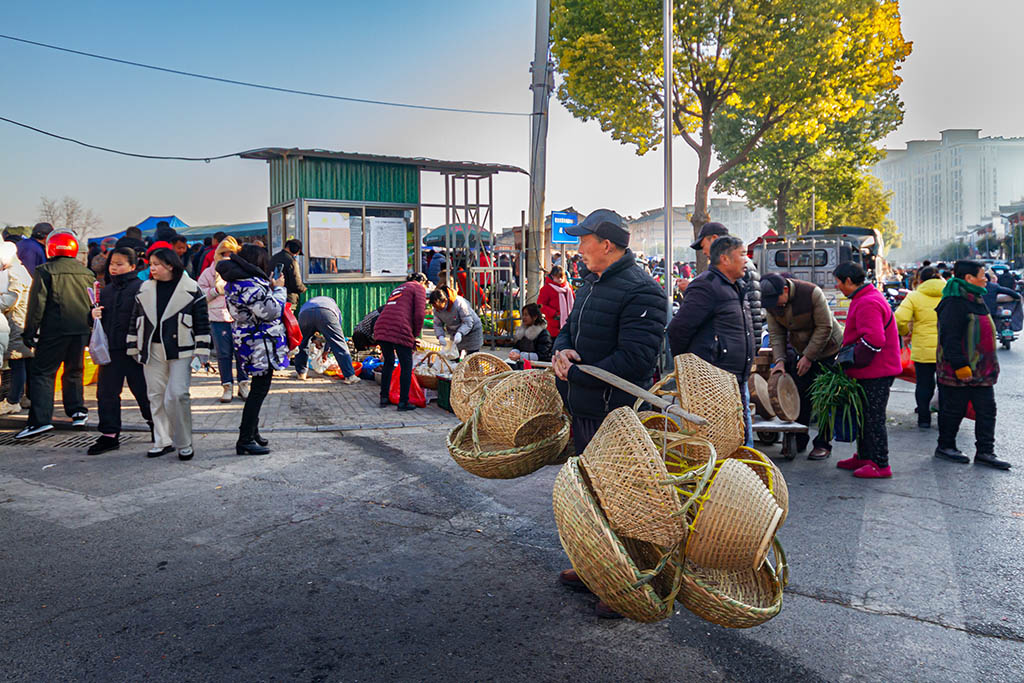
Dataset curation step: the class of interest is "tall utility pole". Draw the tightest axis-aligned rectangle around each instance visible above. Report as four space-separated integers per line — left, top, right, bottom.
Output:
527 0 552 303
662 0 673 320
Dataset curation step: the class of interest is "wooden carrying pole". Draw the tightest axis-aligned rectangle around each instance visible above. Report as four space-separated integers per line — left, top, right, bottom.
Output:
528 362 707 426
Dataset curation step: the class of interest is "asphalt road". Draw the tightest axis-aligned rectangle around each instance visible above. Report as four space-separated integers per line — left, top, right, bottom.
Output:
2 353 1024 681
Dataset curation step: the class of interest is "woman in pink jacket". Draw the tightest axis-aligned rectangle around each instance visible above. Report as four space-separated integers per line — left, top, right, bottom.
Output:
537 265 575 338
834 262 902 479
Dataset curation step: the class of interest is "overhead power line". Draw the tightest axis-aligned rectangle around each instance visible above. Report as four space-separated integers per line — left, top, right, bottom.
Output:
0 115 250 162
0 33 531 118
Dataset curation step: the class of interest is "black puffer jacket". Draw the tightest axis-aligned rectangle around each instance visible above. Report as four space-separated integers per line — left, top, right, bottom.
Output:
98 271 144 351
668 266 754 380
553 250 667 420
743 260 764 339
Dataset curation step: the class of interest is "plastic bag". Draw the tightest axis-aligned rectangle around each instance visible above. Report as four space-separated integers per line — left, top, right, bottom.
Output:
389 367 427 407
282 302 302 350
897 346 915 383
88 321 112 365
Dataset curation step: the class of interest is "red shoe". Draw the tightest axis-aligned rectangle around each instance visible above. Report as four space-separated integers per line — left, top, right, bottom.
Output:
853 462 892 478
837 454 871 470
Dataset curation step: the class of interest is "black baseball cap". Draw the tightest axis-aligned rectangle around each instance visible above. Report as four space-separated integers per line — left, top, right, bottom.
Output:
760 273 787 309
689 222 729 250
565 209 630 247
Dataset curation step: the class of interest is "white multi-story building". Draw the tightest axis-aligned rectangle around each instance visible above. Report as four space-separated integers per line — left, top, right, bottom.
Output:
873 129 1024 250
627 198 771 259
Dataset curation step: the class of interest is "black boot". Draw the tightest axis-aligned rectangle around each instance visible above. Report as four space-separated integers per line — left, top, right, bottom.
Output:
254 433 268 447
87 435 120 456
380 396 391 408
396 401 417 412
934 447 969 464
236 441 270 455
975 453 1011 470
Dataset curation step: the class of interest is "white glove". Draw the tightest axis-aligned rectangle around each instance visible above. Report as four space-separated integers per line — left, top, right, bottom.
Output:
453 332 463 345
436 334 445 346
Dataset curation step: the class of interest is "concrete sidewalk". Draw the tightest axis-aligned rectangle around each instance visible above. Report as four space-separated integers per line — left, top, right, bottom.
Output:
0 368 460 436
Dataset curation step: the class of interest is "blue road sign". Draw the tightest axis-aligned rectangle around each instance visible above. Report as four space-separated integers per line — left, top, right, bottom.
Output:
551 211 580 245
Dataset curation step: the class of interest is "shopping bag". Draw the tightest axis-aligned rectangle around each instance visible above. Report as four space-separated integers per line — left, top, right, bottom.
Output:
897 346 915 383
282 302 302 350
88 321 112 365
389 366 427 407
965 401 976 421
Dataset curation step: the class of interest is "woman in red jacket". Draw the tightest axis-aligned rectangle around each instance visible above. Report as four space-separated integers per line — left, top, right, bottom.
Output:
537 265 575 338
373 273 428 411
834 261 902 479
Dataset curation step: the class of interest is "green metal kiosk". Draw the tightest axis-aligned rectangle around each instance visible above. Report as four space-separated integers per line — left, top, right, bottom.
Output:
242 148 525 330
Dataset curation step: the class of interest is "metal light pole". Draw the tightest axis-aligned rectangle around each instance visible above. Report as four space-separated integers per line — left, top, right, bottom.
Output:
662 0 673 320
527 0 552 304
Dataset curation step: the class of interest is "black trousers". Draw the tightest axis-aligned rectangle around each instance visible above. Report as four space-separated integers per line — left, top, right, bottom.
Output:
857 376 894 468
914 362 937 427
938 384 996 456
97 350 152 435
28 334 87 427
238 371 273 443
786 353 833 451
379 342 413 404
571 416 603 455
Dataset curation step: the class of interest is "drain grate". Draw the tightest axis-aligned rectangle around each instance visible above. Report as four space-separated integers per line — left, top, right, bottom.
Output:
0 432 139 448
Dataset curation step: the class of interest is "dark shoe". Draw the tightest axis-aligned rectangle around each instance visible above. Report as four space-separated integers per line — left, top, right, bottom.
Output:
147 421 155 443
254 433 268 447
236 441 270 455
559 568 591 593
147 445 174 458
178 447 194 461
975 453 1011 470
917 422 931 430
396 401 417 412
595 601 624 619
934 447 969 464
87 435 120 456
379 397 391 408
808 447 831 461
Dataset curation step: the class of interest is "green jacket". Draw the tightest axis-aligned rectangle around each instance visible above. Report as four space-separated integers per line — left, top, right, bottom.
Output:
23 256 95 346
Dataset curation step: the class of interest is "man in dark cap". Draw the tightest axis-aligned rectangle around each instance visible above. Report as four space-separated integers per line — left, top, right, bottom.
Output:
551 208 667 619
690 222 763 338
17 222 53 276
761 273 844 458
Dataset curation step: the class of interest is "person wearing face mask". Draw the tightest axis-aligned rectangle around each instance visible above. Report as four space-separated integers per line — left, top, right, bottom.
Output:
429 285 482 357
127 248 210 460
668 235 756 447
87 247 153 455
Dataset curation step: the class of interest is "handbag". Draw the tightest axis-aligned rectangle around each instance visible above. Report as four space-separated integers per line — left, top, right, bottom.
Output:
839 309 893 369
282 302 302 351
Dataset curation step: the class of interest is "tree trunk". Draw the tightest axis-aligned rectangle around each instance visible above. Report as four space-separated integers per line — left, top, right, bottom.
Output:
691 129 714 273
774 181 791 235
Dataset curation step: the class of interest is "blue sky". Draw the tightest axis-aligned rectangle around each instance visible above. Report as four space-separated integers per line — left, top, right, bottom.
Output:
2 1 1023 235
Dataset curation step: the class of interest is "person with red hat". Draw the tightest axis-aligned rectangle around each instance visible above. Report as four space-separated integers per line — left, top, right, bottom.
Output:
17 230 96 439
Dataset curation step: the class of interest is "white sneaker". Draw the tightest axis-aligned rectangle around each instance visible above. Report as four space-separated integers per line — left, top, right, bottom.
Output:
296 371 307 381
342 374 361 385
220 384 233 403
238 380 251 399
0 400 21 416
16 424 53 439
71 411 88 427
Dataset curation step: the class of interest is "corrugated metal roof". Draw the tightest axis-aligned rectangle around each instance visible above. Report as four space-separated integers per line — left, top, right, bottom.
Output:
240 147 527 176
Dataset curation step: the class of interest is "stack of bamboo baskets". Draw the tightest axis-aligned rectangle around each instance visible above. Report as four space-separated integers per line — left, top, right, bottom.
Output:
446 352 571 479
552 354 789 627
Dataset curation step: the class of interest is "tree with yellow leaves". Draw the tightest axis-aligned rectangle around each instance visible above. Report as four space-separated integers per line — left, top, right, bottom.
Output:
550 0 911 258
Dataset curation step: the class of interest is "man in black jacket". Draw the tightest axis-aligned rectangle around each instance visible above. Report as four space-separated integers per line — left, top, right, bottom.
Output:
689 222 763 337
269 239 307 306
669 235 755 446
18 230 96 438
550 208 667 619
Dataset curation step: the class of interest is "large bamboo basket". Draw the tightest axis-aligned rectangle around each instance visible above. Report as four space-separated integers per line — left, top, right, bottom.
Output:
670 354 746 461
450 353 512 422
552 457 682 623
477 370 565 446
684 459 783 571
730 446 789 527
579 408 689 547
679 538 788 629
446 412 570 480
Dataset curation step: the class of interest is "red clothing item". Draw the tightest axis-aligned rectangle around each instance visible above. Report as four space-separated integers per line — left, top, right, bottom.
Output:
201 247 216 273
456 268 487 305
374 281 426 349
537 276 575 338
842 284 902 380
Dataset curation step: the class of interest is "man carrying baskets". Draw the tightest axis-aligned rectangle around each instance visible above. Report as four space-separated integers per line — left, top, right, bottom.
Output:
550 209 667 618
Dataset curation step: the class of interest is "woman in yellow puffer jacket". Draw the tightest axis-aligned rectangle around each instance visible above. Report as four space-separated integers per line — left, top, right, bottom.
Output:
894 266 944 428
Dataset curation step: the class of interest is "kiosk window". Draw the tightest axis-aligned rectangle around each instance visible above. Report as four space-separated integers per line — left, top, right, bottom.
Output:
775 249 828 268
308 206 363 275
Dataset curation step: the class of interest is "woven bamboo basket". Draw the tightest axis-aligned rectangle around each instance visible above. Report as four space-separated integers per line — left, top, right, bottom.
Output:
670 354 746 461
446 411 570 479
412 351 454 390
552 457 682 623
684 459 783 571
730 446 789 527
450 353 512 422
579 407 689 547
679 537 788 629
477 370 565 446
637 411 682 433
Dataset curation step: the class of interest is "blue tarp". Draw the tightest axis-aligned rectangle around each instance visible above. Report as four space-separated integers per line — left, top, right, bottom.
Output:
89 215 189 245
179 221 267 241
